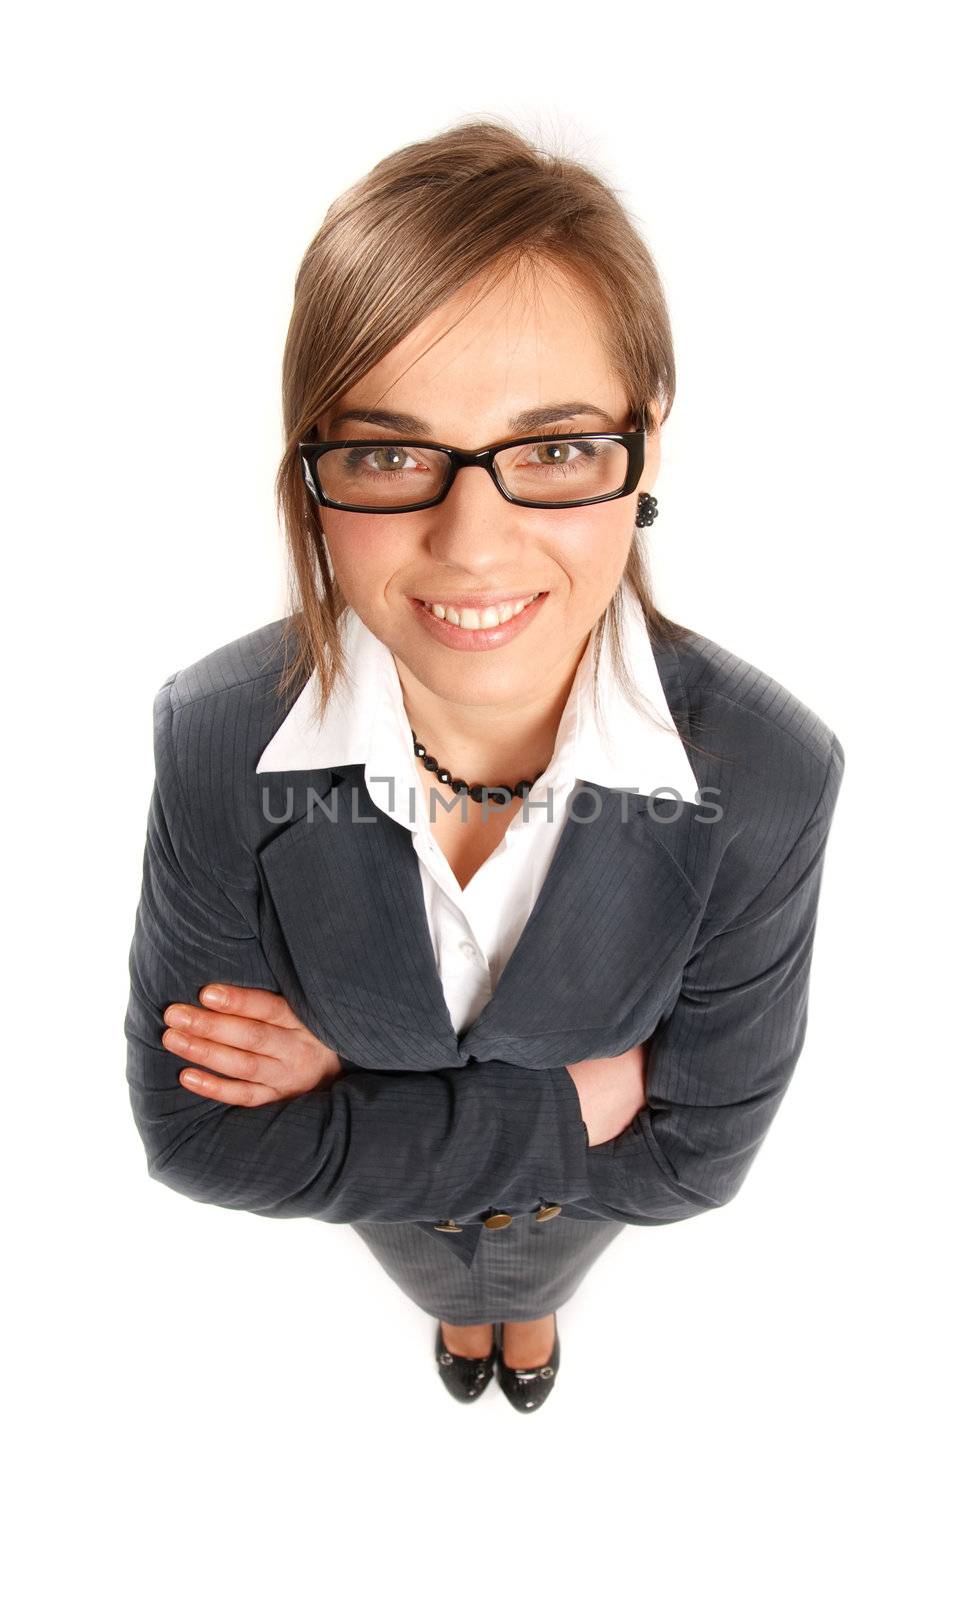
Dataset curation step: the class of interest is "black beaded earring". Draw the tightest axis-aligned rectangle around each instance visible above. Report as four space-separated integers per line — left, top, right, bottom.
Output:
635 492 658 528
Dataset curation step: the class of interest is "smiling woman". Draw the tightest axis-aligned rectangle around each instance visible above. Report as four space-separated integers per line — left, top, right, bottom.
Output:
125 114 844 1414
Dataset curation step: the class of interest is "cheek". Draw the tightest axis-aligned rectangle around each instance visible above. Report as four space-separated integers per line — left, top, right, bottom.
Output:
319 513 410 599
542 508 636 595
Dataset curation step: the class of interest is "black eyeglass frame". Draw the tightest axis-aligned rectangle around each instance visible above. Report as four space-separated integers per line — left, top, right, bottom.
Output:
297 429 647 514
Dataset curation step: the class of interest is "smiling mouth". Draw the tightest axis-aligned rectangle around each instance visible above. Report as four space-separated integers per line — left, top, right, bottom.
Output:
415 592 545 630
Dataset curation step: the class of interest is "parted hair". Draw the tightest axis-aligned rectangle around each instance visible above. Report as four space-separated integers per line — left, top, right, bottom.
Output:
273 114 692 737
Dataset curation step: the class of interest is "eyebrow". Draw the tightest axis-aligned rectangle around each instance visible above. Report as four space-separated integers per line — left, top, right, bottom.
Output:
325 400 619 437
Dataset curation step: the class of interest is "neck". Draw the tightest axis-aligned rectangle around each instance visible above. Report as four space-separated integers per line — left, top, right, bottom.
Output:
395 636 591 786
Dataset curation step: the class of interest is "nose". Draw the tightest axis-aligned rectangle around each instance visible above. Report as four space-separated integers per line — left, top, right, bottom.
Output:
424 460 525 566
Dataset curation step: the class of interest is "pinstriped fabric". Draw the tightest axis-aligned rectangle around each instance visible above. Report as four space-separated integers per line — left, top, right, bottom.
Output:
125 607 845 1270
582 728 844 1220
258 779 441 1041
350 1211 626 1323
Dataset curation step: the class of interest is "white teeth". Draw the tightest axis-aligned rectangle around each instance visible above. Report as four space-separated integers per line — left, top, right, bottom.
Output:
423 593 541 629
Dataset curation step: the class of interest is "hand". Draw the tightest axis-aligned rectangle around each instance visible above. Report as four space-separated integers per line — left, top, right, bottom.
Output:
161 984 343 1106
564 1040 649 1148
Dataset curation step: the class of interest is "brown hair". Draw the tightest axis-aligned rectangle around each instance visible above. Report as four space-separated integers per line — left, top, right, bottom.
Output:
273 114 695 743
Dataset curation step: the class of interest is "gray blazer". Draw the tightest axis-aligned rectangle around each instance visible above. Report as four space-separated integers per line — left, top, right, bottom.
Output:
125 613 845 1268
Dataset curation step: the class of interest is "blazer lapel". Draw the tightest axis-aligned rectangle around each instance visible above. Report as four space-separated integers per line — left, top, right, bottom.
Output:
459 782 704 1062
255 768 461 1068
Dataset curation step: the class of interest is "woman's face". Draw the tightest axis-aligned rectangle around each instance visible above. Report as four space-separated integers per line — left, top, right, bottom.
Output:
316 260 661 716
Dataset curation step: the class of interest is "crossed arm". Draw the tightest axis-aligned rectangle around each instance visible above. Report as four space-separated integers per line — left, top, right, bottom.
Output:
158 983 646 1145
125 685 843 1230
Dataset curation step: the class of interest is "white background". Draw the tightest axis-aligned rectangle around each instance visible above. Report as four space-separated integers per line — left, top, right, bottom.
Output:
3 3 973 1597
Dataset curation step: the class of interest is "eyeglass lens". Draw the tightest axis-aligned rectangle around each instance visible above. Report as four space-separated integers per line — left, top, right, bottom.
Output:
314 435 630 508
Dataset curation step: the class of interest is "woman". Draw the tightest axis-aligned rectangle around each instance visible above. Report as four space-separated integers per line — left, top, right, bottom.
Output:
125 117 844 1413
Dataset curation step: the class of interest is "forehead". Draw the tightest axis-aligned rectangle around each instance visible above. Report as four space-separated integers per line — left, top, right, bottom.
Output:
328 259 626 442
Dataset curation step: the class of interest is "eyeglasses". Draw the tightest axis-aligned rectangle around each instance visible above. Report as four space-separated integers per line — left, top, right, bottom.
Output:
298 430 646 513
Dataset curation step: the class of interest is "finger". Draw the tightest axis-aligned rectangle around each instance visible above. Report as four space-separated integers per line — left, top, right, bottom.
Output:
163 1001 288 1063
175 1066 285 1107
161 1026 284 1086
197 984 301 1028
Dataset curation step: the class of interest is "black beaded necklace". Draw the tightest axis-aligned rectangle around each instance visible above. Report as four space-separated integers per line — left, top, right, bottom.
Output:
411 728 545 807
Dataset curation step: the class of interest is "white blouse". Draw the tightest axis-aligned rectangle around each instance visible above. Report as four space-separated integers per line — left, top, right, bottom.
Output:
256 586 700 1036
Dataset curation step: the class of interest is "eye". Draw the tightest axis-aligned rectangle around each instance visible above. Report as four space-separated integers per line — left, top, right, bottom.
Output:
513 436 600 472
343 444 421 473
528 438 583 466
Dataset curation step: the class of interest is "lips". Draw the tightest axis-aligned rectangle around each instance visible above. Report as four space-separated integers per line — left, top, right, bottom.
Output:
409 590 549 652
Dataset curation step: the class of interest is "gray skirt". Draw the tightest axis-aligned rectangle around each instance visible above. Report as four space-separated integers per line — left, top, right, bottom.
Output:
350 1212 626 1324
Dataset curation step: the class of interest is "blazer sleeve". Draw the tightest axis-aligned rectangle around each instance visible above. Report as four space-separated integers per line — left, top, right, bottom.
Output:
575 732 845 1225
124 681 591 1226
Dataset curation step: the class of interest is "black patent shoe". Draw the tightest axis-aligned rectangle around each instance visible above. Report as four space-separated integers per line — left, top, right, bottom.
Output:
434 1321 495 1403
493 1314 561 1413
